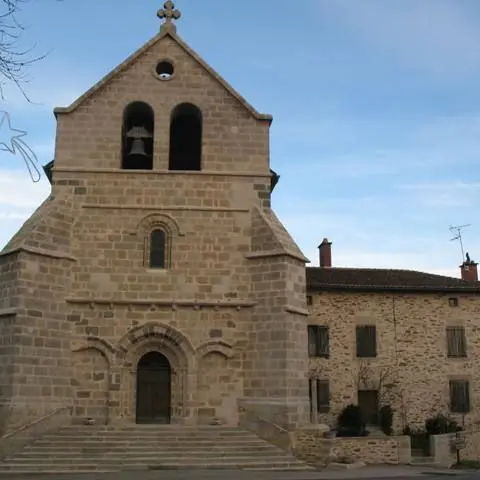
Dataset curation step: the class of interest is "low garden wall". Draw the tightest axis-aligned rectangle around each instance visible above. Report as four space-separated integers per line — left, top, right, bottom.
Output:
431 431 480 468
292 425 411 466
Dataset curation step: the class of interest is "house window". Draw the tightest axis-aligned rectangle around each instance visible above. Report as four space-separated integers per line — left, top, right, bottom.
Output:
309 379 330 414
356 325 377 358
307 325 329 358
448 298 459 307
358 390 379 425
306 295 313 306
447 327 467 358
169 103 202 171
449 380 470 414
149 229 166 269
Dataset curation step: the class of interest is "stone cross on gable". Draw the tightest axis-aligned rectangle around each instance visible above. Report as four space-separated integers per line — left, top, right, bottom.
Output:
158 1 181 30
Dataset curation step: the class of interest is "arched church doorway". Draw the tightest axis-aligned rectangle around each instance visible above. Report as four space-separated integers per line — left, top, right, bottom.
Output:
136 351 172 424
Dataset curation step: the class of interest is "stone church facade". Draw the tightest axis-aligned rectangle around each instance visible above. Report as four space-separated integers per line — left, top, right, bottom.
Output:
0 4 310 434
1 3 480 439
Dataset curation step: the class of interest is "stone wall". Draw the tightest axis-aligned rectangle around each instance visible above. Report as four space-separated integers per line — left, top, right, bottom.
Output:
1 252 74 433
431 431 480 467
331 437 403 465
292 426 410 466
292 425 332 466
307 290 480 432
0 15 308 430
0 406 71 460
53 34 270 173
0 252 21 435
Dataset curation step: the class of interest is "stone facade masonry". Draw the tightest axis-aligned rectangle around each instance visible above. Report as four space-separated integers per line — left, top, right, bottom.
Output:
2 16 480 456
0 25 310 434
306 290 480 433
292 425 410 466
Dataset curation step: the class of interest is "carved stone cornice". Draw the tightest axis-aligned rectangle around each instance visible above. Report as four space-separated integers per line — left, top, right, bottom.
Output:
0 307 17 317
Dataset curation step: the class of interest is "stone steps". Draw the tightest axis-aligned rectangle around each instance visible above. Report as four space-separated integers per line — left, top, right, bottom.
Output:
5 452 292 461
0 425 314 473
13 445 279 454
409 456 439 467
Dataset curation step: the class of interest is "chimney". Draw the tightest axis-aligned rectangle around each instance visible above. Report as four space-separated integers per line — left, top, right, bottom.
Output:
318 238 332 268
460 252 478 282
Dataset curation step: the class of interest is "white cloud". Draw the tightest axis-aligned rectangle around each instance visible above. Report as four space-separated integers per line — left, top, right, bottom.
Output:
0 169 50 249
0 170 50 209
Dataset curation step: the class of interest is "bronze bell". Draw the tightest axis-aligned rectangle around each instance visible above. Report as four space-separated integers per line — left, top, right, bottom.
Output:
129 138 147 156
126 126 152 157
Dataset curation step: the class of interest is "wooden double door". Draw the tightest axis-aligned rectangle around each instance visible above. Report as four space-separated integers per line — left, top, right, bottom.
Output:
136 351 172 424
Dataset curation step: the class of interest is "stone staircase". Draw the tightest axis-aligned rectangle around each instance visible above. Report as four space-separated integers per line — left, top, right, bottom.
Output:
0 425 314 473
409 456 440 468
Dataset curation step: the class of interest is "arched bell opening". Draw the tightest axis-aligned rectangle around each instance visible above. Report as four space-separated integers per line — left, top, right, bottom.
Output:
135 351 172 424
168 103 202 171
122 101 155 170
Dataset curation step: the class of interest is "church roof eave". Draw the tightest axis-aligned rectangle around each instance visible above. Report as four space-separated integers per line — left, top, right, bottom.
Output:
53 29 272 125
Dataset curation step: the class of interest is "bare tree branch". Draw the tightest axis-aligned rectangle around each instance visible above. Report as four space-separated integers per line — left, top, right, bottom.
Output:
0 0 63 102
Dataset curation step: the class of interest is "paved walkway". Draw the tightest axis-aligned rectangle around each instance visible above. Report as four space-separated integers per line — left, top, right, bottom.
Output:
0 465 476 480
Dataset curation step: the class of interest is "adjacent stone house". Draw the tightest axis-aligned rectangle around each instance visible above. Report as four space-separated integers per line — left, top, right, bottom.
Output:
0 3 479 440
307 239 480 433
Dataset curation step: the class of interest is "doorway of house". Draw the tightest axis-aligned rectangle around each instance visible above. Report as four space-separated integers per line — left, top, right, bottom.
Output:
358 389 379 426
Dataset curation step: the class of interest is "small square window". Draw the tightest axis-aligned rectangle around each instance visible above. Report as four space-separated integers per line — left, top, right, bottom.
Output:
449 298 459 307
306 295 313 306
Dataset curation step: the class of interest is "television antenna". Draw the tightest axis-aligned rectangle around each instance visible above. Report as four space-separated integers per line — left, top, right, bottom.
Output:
449 224 471 264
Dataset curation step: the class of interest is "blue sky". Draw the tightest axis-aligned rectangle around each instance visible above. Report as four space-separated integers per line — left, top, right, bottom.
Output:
1 0 480 277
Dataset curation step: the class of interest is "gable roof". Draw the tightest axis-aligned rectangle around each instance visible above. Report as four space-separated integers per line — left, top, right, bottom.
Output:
306 267 480 293
53 26 272 124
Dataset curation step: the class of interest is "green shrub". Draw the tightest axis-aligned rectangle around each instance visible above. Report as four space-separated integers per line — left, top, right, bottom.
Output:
379 405 394 435
425 413 460 435
337 404 367 437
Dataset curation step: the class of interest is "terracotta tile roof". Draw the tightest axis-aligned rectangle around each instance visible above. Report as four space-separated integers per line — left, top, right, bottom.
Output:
306 267 480 293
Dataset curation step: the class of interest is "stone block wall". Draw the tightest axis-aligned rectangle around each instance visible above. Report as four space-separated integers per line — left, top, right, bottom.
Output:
331 437 402 465
292 426 410 466
1 251 74 433
0 253 21 310
307 290 480 432
0 406 71 460
53 34 270 174
292 425 332 466
0 253 22 435
0 17 313 431
431 431 480 467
